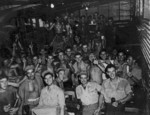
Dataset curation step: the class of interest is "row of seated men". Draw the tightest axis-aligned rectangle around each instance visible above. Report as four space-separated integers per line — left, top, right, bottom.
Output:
0 43 142 115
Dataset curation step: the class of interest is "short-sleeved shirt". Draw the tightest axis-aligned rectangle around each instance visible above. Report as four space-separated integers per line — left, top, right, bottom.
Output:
101 77 132 103
39 84 65 107
76 82 101 105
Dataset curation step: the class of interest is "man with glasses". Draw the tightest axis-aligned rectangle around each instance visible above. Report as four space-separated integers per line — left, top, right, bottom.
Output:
76 72 102 115
18 65 43 115
99 64 132 115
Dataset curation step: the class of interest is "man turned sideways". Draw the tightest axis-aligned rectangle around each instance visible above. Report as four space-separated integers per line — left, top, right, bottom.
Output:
76 72 102 115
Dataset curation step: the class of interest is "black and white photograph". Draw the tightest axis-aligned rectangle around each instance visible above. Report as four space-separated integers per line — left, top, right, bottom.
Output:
0 0 150 115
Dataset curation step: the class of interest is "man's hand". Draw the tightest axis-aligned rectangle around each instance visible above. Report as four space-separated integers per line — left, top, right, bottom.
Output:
112 102 118 107
94 107 101 115
9 107 19 115
22 58 26 64
93 60 99 65
127 72 132 78
3 104 11 112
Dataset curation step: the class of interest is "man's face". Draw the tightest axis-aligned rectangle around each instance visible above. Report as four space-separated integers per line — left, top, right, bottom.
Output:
89 53 96 62
58 52 64 61
118 52 125 61
47 55 54 63
73 45 77 51
27 69 35 80
58 70 65 81
44 74 53 86
100 51 107 60
127 56 133 66
80 74 88 85
82 45 88 52
66 49 72 56
33 56 38 65
75 55 82 63
75 36 80 43
107 67 116 80
0 78 8 90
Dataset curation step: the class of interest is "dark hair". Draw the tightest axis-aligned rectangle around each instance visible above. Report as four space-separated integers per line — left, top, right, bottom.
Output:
43 72 53 79
57 68 65 73
105 64 116 73
75 53 82 57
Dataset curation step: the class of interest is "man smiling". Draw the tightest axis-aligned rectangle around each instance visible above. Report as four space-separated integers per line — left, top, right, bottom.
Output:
99 64 133 115
0 73 19 115
38 72 65 115
76 72 102 115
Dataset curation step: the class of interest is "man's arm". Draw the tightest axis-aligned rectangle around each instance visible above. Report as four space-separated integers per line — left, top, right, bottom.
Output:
18 84 25 115
94 94 104 115
118 92 132 104
118 81 133 104
58 90 65 115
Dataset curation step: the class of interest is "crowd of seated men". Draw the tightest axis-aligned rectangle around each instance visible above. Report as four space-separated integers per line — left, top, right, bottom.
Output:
0 12 143 115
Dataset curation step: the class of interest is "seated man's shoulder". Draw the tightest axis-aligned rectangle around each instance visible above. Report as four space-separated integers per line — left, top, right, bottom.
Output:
102 78 110 84
41 87 47 92
119 77 130 85
19 78 28 87
76 84 82 90
88 81 99 86
53 85 64 92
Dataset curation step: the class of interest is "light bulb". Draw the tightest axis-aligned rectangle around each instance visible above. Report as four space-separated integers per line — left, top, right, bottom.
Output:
85 6 88 10
51 3 54 8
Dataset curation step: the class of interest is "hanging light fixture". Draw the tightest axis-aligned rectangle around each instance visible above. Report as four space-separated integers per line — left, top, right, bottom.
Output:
50 3 54 8
85 6 88 10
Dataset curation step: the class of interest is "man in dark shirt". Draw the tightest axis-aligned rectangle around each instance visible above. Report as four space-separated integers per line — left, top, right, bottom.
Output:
0 73 19 115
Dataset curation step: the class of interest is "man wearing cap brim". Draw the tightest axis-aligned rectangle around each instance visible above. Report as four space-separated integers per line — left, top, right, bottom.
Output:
18 65 43 115
37 72 65 115
76 71 102 115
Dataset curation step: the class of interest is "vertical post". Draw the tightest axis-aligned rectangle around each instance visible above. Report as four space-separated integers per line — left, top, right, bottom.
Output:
119 0 120 21
108 3 109 18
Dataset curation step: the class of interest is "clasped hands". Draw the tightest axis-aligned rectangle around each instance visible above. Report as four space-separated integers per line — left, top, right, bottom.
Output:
112 100 125 107
3 104 18 115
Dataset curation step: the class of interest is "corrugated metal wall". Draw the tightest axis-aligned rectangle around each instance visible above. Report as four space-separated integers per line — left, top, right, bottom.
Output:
80 0 134 21
140 0 150 114
140 18 150 115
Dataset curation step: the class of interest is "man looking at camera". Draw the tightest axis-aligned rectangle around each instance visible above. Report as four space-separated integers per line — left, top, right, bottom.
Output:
0 73 20 115
99 64 133 115
38 72 65 115
76 72 102 115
